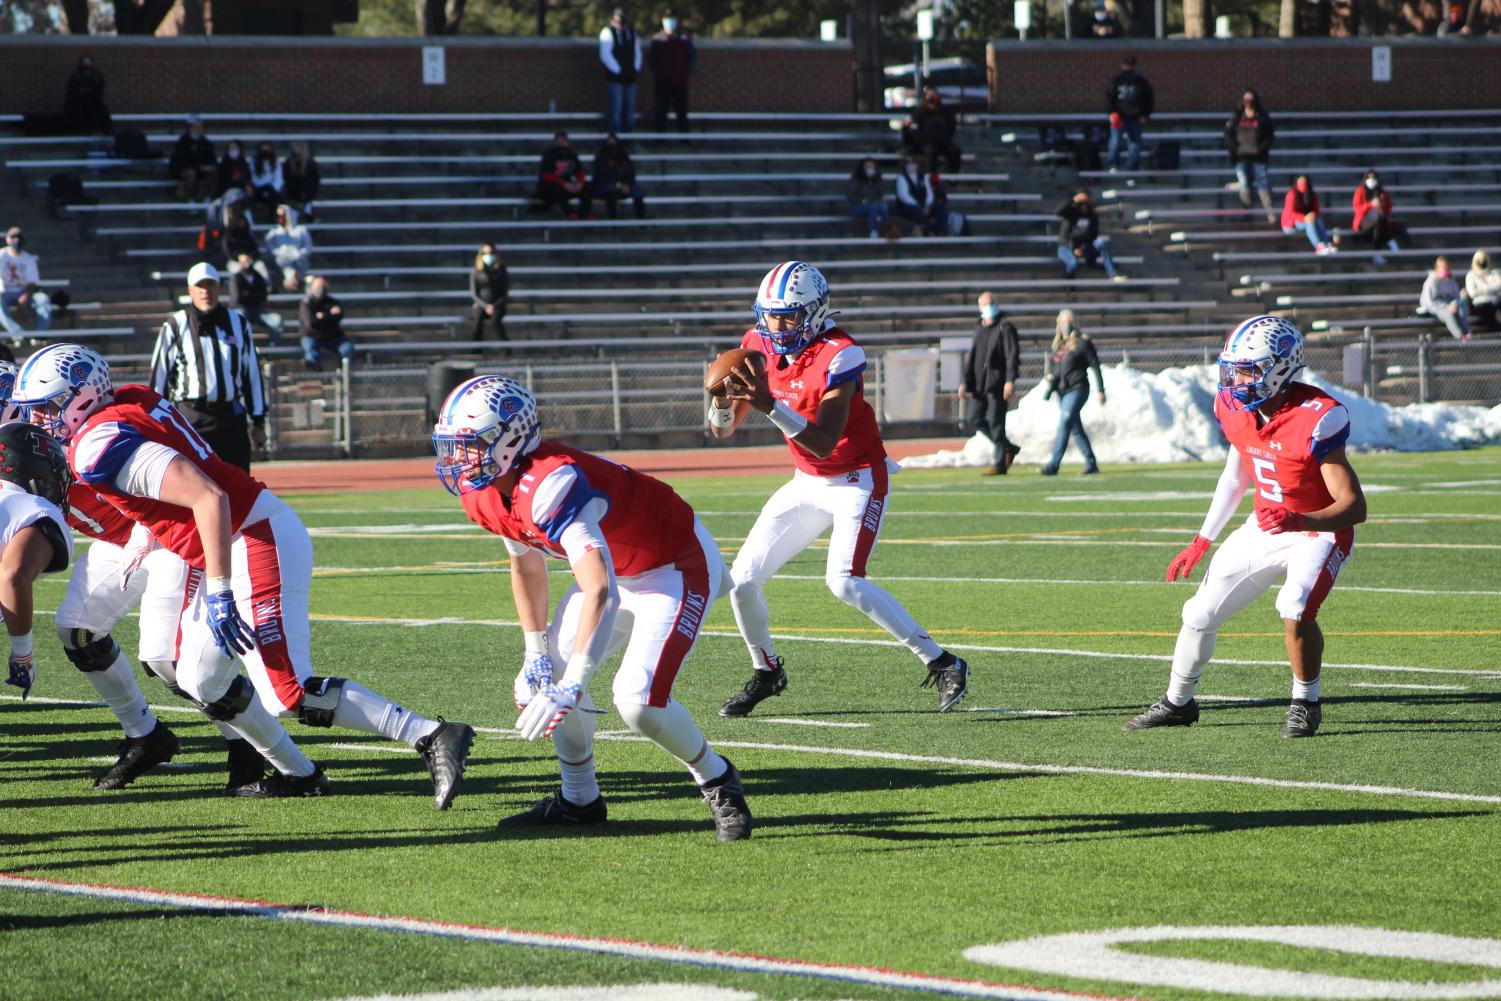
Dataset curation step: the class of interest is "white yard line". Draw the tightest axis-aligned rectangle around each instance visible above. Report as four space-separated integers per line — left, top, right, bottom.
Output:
755 718 872 729
1347 682 1470 692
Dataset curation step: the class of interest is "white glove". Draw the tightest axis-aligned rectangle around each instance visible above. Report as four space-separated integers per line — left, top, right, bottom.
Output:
119 524 157 592
516 681 580 741
512 650 555 710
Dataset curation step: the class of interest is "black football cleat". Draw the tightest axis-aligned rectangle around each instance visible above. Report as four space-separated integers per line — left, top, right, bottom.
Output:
234 764 331 798
497 789 608 831
225 738 267 794
1123 697 1200 731
94 721 180 791
719 661 787 717
1280 700 1322 739
700 759 752 842
920 653 970 713
416 719 476 811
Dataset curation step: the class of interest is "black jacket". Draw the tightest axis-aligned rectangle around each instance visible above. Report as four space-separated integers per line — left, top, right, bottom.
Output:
283 154 321 204
1047 336 1104 396
538 144 586 189
1055 198 1101 248
470 265 509 306
300 292 345 341
964 318 1021 395
1223 110 1274 163
169 132 215 175
221 220 257 262
230 265 269 312
1106 70 1154 120
592 147 637 191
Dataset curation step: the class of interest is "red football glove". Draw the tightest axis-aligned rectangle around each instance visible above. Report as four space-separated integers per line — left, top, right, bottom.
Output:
1165 535 1211 582
1109 111 1123 129
1257 507 1307 535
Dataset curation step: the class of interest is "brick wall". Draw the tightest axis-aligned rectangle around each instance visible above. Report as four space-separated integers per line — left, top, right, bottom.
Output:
0 35 852 116
988 38 1501 112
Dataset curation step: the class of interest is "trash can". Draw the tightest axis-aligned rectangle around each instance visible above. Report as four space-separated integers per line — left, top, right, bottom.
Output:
427 361 475 426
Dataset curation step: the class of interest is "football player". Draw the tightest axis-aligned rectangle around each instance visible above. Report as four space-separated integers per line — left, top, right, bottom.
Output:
432 376 752 841
708 261 970 716
15 344 476 805
0 422 76 708
1124 315 1366 738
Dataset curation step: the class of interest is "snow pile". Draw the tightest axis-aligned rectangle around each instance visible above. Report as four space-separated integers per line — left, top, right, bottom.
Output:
902 364 1501 469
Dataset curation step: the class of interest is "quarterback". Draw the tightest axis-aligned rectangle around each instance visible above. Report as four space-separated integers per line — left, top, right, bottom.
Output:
709 261 970 716
1124 315 1366 738
433 375 752 841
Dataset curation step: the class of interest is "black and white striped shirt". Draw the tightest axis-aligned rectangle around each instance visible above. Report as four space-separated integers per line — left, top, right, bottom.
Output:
148 306 267 421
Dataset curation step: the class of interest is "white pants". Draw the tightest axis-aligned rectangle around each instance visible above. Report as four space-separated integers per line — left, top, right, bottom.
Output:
55 540 189 663
174 492 314 713
1185 516 1355 630
550 519 727 708
733 464 892 587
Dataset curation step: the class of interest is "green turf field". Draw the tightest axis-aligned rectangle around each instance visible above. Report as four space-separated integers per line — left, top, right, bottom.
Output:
5 447 1500 1001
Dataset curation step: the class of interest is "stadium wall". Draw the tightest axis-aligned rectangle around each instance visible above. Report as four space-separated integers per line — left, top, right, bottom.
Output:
0 36 852 116
988 38 1501 112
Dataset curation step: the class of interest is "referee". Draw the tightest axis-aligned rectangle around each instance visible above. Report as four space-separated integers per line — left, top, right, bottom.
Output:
149 262 267 471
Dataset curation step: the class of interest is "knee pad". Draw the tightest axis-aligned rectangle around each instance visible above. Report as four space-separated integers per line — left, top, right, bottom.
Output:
141 660 190 702
826 574 863 608
59 628 120 673
1181 593 1220 634
299 676 346 727
200 674 254 722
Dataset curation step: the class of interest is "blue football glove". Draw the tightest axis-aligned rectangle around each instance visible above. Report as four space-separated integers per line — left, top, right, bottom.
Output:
207 587 256 657
516 681 581 741
513 650 555 710
5 652 35 700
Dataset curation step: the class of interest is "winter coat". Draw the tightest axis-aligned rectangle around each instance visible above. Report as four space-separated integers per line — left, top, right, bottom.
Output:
1223 110 1274 163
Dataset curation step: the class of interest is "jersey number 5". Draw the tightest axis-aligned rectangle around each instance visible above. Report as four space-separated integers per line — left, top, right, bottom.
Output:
150 401 213 462
1250 456 1284 503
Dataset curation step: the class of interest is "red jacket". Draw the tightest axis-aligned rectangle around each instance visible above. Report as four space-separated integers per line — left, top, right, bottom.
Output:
1352 187 1392 231
1281 187 1320 231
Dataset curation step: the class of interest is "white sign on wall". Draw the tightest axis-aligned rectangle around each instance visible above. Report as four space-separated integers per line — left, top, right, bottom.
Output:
1014 1 1032 30
423 46 447 86
1372 46 1392 82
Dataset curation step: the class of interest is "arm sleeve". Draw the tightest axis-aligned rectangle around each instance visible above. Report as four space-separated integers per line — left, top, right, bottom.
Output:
633 35 643 71
531 465 608 544
599 29 621 73
1310 405 1351 460
1086 340 1105 393
558 502 620 682
469 269 484 306
1142 78 1154 117
1419 276 1438 312
1002 323 1021 383
894 176 918 207
825 344 867 389
1199 449 1252 541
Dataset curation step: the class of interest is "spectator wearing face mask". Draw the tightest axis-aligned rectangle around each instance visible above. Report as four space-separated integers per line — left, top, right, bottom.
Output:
1056 189 1124 281
1090 0 1124 37
216 139 253 200
1224 89 1276 225
265 204 313 292
847 157 892 240
0 227 51 335
648 9 695 133
1420 256 1470 340
893 155 951 237
1040 309 1104 476
591 135 646 220
1436 3 1468 33
1466 250 1500 332
1281 175 1336 256
1352 169 1405 264
169 114 216 201
901 87 962 175
536 131 592 219
249 142 283 220
960 292 1022 476
470 244 510 341
1106 55 1153 173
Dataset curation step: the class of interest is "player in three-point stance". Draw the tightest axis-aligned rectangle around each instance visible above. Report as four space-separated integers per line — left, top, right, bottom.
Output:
15 344 475 804
1124 315 1367 738
709 261 970 716
432 375 752 841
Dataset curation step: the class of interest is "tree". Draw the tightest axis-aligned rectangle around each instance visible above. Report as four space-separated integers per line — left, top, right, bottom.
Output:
1183 0 1213 34
416 0 466 34
1279 0 1296 33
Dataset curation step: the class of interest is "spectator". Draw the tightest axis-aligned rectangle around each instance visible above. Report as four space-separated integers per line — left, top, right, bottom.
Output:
901 86 962 175
1420 256 1470 340
960 292 1022 476
591 134 647 220
1281 175 1336 255
1090 0 1125 37
1106 54 1153 172
536 132 592 219
0 227 52 335
1465 249 1500 331
469 244 509 341
62 54 111 135
648 8 695 133
1223 89 1276 224
1352 169 1405 264
1040 309 1104 476
250 141 283 219
893 154 950 236
600 7 642 136
229 251 283 344
1055 189 1124 281
265 204 313 292
282 141 321 221
1436 3 1467 33
221 200 258 265
168 114 216 201
216 138 253 200
299 275 353 370
847 157 892 240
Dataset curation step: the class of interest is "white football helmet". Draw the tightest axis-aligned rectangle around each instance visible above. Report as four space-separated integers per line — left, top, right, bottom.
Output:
754 261 832 356
0 361 23 424
432 375 541 496
1218 315 1304 411
13 344 113 442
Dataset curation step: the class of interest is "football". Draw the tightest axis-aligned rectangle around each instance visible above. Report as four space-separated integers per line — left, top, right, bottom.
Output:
704 347 767 397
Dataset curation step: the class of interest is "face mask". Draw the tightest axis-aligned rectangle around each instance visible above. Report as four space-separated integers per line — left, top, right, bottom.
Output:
905 165 918 175
981 306 1000 321
1095 11 1109 19
1296 180 1310 193
228 149 241 159
863 166 876 178
482 254 495 266
663 17 677 30
1437 267 1450 278
1365 178 1378 190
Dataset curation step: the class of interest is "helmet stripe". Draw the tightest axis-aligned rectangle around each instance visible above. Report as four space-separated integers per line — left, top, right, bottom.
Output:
441 376 490 423
15 344 59 395
762 262 786 299
776 261 801 299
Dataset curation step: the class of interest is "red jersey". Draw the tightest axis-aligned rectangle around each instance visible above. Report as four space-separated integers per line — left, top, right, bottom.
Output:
1216 382 1351 516
740 326 887 476
68 386 267 567
66 483 135 546
460 441 696 577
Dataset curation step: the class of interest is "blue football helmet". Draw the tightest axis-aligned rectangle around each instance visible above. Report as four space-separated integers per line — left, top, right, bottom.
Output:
432 375 541 496
753 261 833 357
1218 315 1304 411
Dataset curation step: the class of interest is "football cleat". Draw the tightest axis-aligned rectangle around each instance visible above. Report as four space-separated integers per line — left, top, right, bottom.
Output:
1122 697 1200 731
700 758 752 842
233 765 331 798
1280 700 1322 739
225 738 266 794
497 789 608 830
416 719 476 811
719 661 787 717
93 721 179 791
920 652 969 713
